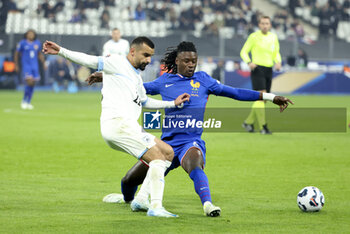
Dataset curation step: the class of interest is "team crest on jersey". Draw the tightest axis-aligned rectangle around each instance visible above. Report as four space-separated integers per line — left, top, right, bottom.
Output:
143 110 161 129
34 44 39 50
190 80 200 97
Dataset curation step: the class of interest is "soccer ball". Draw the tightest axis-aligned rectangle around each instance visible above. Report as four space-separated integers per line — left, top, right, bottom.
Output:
297 186 325 212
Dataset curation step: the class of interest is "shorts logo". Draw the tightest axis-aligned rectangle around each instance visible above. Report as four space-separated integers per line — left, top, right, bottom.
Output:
143 110 161 129
193 141 199 147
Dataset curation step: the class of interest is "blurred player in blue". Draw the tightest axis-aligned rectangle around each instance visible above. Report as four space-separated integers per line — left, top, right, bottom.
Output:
14 29 46 110
88 42 292 217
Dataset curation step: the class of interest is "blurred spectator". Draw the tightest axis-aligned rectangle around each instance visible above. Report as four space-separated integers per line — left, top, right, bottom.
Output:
7 0 21 12
36 0 51 18
318 5 332 38
52 0 65 14
75 0 99 10
102 28 130 57
168 7 178 29
69 9 87 23
288 0 300 17
49 57 79 93
49 57 72 89
296 48 308 68
179 10 195 30
148 3 167 21
134 4 146 21
342 0 350 20
203 22 219 36
121 6 133 21
100 9 110 29
292 19 305 40
199 57 217 77
212 60 225 82
103 0 115 7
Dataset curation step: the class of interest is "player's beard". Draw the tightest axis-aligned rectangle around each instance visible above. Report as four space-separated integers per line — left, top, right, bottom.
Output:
138 63 149 71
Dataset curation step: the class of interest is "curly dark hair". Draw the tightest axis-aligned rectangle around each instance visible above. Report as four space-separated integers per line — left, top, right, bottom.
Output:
161 41 197 74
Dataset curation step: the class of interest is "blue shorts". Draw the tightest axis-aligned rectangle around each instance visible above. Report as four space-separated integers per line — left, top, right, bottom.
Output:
22 66 40 80
165 139 206 173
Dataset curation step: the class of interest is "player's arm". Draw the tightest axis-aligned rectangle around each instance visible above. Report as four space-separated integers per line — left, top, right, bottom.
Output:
139 81 189 109
85 72 103 85
14 41 23 73
42 40 99 70
273 36 282 71
102 42 109 57
217 84 293 112
14 50 20 73
240 34 256 70
142 94 190 109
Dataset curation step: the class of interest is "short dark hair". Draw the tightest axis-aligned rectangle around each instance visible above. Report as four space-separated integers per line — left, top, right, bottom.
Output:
161 41 197 74
131 36 155 49
259 16 271 23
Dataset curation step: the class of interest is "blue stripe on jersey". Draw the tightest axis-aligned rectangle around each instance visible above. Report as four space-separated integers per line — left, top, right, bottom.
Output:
114 73 133 81
97 57 104 71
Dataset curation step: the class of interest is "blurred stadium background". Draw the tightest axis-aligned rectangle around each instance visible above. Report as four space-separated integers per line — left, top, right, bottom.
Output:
0 0 349 94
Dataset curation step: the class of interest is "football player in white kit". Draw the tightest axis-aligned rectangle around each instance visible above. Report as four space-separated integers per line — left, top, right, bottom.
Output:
102 28 129 57
43 37 190 218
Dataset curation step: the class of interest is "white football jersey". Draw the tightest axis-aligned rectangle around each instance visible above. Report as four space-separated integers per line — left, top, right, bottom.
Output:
102 39 130 57
99 54 148 122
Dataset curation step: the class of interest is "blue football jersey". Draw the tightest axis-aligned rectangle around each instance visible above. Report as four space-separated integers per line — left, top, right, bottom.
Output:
144 71 223 145
16 39 41 68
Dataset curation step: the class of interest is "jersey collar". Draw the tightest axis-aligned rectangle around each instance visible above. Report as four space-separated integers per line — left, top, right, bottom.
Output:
125 57 140 75
176 73 192 79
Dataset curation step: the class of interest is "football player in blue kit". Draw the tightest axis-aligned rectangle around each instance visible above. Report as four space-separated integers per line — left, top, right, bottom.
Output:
88 42 293 217
15 29 46 110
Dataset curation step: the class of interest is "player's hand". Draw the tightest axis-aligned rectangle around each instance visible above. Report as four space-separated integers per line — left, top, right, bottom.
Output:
85 72 103 85
273 96 294 112
42 41 61 55
249 62 257 71
14 65 19 73
175 93 190 108
274 62 282 71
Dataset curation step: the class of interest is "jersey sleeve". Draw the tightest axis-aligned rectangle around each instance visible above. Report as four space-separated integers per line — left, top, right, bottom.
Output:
240 33 254 64
139 83 148 103
202 72 223 95
100 54 124 74
102 42 109 57
16 40 24 52
273 35 282 64
143 78 162 95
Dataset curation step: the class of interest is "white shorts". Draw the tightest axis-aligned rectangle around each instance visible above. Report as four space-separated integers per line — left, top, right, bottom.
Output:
100 118 156 159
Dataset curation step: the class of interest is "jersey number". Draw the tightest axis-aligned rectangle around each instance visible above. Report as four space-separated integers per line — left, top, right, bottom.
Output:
133 95 141 106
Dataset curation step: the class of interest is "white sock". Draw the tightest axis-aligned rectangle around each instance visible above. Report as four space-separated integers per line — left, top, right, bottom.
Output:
165 160 172 169
134 160 171 204
148 159 166 209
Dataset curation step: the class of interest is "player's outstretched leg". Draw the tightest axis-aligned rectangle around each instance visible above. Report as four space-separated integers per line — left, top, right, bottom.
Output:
182 148 221 217
102 161 148 204
139 139 178 218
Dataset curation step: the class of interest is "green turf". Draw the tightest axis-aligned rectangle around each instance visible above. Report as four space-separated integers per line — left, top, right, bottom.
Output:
0 91 349 233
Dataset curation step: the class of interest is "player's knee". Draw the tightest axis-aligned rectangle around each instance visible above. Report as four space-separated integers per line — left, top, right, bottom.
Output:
163 145 174 161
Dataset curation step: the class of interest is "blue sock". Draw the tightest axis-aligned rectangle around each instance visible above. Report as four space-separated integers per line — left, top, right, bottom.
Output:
23 85 30 102
121 180 138 203
189 167 212 204
26 86 34 103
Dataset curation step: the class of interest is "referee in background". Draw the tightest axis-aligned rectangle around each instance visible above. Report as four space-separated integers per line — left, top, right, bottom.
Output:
240 16 282 134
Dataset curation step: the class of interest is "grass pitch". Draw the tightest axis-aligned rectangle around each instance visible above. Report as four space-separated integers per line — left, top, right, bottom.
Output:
0 91 349 233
